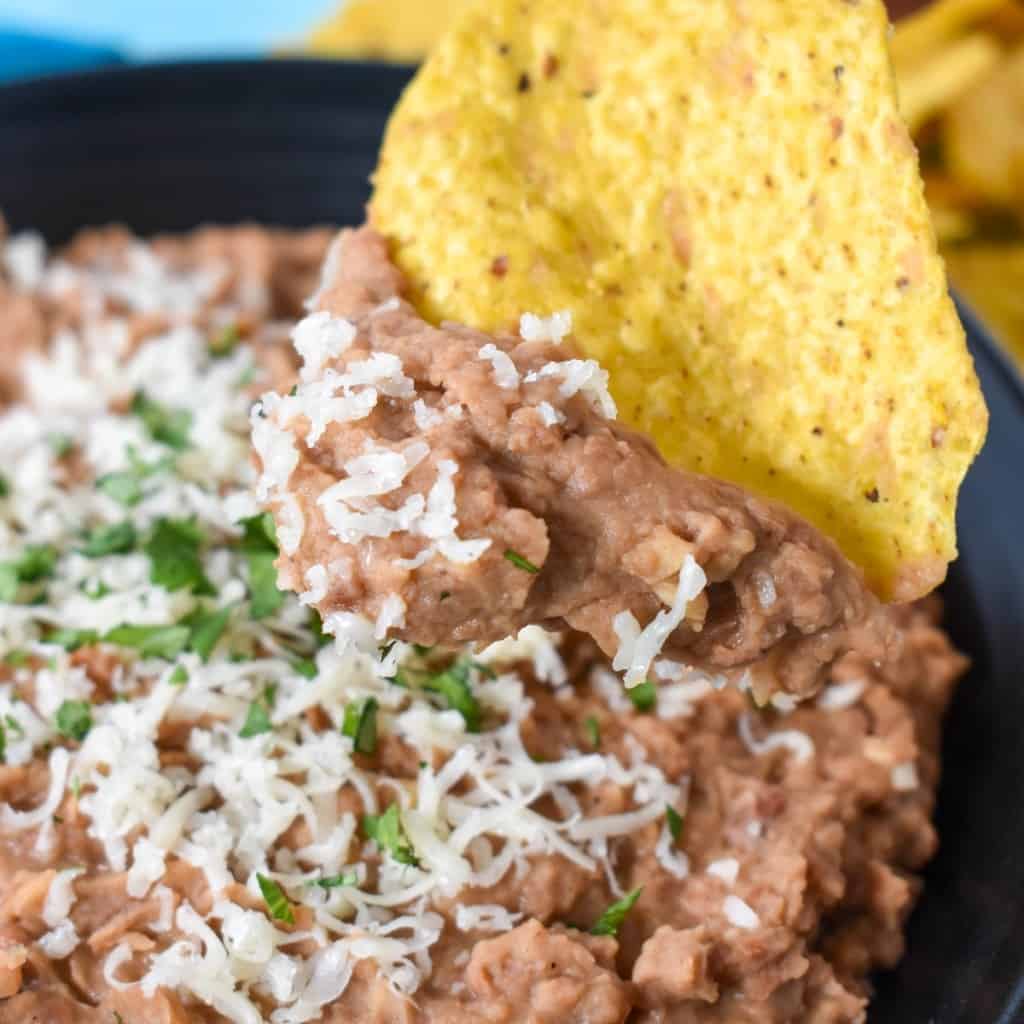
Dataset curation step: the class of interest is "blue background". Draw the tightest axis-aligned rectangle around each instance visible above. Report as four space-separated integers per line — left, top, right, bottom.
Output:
0 0 338 80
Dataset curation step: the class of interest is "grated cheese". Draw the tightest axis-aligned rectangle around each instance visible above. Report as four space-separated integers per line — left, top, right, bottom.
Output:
817 679 866 711
478 344 520 389
524 358 617 419
519 310 572 344
613 554 707 687
723 894 759 930
737 713 815 764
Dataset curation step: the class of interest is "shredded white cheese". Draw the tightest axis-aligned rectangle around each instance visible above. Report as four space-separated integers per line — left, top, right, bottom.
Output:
723 894 759 930
478 344 520 389
613 554 707 687
519 310 572 344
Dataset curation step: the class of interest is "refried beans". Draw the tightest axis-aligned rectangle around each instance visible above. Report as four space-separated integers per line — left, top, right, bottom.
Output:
254 227 885 702
0 221 967 1024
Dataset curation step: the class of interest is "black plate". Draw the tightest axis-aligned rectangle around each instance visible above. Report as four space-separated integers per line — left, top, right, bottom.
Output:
2 59 1023 1024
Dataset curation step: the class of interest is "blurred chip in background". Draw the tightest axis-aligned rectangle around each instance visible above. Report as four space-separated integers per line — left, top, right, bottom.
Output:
307 0 1024 367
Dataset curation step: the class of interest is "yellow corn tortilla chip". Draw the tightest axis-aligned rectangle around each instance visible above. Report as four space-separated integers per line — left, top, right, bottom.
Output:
307 0 469 63
371 0 988 601
944 242 1024 364
945 46 1024 207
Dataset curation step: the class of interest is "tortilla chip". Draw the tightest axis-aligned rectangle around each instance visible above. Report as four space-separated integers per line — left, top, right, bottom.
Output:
945 45 1024 207
371 0 988 601
307 0 469 63
944 242 1024 364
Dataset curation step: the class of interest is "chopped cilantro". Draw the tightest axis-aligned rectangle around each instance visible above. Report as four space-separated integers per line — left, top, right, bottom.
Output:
104 623 191 659
81 579 112 600
0 720 6 763
439 590 451 602
308 609 330 648
312 872 358 890
0 474 8 498
44 628 99 651
291 658 317 679
424 659 482 732
131 391 192 450
342 697 378 755
503 548 540 574
96 448 174 508
96 470 144 507
12 544 57 583
240 686 276 738
169 665 188 686
145 518 213 594
79 521 137 557
55 700 93 742
256 873 294 925
3 651 28 667
237 514 284 619
584 716 601 749
628 680 657 713
363 803 418 867
48 433 73 457
590 887 642 937
0 566 17 604
209 323 241 357
666 805 684 843
185 604 233 661
3 716 22 738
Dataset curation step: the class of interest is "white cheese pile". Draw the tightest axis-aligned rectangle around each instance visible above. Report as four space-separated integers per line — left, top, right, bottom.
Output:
0 230 689 1023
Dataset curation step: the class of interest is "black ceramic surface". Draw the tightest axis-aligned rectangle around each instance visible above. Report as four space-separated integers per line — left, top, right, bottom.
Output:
0 59 1022 1024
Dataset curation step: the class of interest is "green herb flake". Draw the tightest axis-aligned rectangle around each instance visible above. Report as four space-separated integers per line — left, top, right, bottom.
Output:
362 804 418 867
291 658 317 679
104 623 191 660
308 609 330 648
0 566 17 604
0 720 6 763
80 521 137 557
13 544 58 583
237 514 284 620
590 887 643 937
210 323 241 357
96 470 144 507
342 697 379 755
628 680 657 713
55 700 93 742
439 590 451 602
239 686 277 738
4 714 23 737
131 391 193 450
186 605 233 661
145 518 213 594
3 651 28 668
256 873 295 925
169 665 188 687
424 660 482 732
70 776 81 798
82 579 112 600
48 433 74 458
0 474 9 498
503 548 540 574
584 716 601 749
666 805 684 844
44 628 99 651
312 872 358 890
